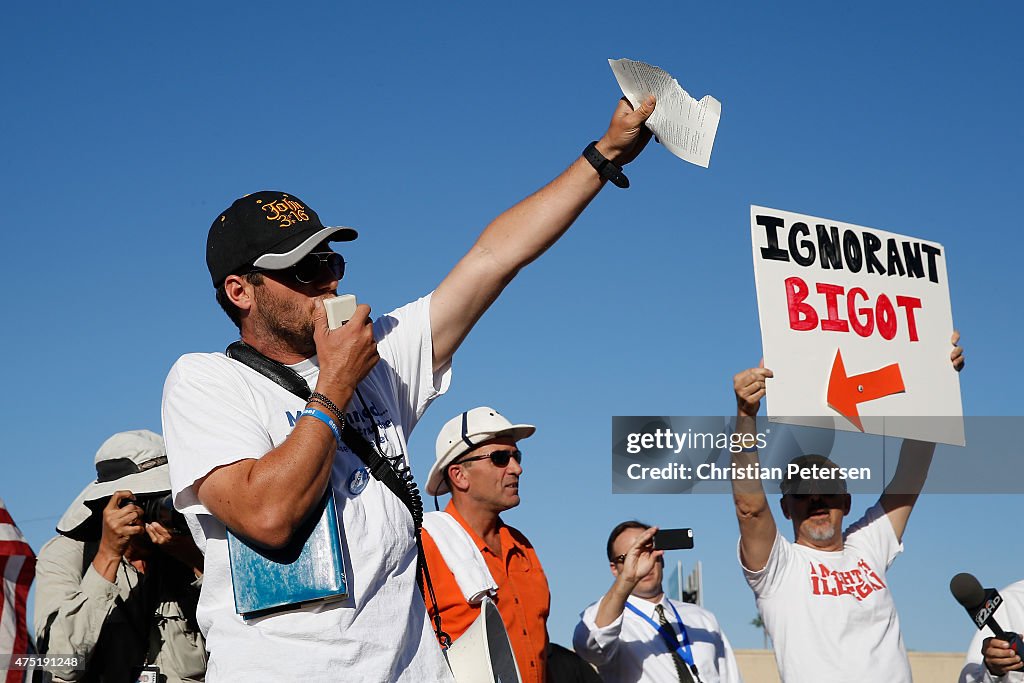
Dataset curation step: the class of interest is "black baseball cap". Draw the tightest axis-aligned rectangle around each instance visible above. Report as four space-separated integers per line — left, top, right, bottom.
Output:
206 191 358 287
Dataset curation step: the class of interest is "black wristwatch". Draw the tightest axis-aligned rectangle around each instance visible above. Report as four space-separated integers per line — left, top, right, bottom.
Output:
582 141 629 188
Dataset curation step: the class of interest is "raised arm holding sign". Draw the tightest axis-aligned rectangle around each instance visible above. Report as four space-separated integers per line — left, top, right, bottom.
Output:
729 333 963 683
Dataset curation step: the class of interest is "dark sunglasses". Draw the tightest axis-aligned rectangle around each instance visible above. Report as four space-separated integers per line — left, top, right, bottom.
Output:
787 492 846 501
453 448 522 468
612 552 663 565
250 251 346 285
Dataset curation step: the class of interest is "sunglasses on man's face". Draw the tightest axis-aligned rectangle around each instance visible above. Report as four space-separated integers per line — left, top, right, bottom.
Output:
251 251 346 285
613 552 664 565
454 449 523 468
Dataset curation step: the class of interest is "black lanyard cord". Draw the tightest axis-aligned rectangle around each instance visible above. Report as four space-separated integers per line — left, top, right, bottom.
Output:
353 387 451 649
223 342 451 649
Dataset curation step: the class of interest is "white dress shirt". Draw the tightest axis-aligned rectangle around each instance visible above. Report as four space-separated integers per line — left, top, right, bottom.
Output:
573 594 743 683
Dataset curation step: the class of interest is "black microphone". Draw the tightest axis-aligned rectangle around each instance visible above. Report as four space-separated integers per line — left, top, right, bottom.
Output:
950 572 1023 656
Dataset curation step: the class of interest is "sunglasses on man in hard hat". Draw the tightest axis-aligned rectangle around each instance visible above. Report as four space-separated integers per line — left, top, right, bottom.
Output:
452 449 523 468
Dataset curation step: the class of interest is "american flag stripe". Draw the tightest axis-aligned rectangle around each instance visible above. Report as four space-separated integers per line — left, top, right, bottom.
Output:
0 522 33 560
0 500 34 683
0 542 32 559
2 556 35 683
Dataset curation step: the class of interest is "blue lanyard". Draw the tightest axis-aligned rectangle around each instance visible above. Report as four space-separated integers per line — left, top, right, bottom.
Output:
625 600 697 670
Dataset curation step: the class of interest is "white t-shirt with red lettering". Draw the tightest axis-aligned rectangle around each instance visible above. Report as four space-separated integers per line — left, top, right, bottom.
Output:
741 503 910 683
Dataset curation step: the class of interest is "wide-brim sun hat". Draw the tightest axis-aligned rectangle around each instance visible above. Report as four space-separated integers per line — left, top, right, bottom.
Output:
56 430 172 540
427 407 535 496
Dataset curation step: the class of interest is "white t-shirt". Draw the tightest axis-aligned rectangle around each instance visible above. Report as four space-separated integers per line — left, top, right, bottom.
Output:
573 594 742 683
960 580 1024 683
741 503 909 683
161 295 454 682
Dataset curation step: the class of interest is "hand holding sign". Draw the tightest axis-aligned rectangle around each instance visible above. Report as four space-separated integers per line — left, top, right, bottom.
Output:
734 365 774 418
951 331 965 372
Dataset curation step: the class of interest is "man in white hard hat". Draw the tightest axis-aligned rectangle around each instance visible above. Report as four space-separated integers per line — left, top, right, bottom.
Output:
421 407 549 683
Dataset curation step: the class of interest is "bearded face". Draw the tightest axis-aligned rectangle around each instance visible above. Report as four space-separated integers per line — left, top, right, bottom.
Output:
249 278 321 358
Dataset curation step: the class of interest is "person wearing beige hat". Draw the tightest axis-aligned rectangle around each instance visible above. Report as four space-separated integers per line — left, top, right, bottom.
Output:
421 407 550 683
33 430 207 683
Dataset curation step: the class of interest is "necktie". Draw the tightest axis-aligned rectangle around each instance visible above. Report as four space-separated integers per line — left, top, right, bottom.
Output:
655 603 695 683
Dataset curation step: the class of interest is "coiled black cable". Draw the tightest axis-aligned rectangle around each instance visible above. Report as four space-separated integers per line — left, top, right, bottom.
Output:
354 388 450 648
354 389 423 528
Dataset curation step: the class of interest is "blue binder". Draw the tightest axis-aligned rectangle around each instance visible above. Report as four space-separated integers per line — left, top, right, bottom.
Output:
226 489 348 618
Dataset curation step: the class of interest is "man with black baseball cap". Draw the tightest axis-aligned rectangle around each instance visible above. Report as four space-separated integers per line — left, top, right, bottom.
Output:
728 333 965 683
162 95 656 681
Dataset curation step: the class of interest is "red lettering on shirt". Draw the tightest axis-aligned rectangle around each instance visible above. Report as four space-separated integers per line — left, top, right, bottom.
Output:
808 559 887 601
859 558 887 590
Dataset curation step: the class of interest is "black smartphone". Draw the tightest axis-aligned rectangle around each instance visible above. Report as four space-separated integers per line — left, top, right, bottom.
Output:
652 528 694 550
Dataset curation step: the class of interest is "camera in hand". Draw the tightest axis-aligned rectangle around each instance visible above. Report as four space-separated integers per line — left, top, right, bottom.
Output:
121 494 189 534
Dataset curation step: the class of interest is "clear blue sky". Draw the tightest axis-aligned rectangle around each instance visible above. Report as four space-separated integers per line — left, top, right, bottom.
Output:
2 0 1021 656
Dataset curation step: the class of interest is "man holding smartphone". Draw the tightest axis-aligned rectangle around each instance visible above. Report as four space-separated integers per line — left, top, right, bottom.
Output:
573 521 742 683
161 95 656 681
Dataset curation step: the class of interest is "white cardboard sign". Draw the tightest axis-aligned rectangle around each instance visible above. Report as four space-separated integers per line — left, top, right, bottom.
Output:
750 205 964 446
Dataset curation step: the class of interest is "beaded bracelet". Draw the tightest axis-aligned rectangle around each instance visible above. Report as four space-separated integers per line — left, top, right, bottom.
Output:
308 392 346 430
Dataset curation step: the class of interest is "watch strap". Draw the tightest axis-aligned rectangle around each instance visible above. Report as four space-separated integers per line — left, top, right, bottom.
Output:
583 141 629 188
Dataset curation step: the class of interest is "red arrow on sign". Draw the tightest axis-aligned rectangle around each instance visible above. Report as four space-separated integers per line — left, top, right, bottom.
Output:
827 350 906 431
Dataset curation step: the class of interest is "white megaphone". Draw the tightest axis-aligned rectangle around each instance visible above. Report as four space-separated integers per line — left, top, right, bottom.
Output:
444 597 524 683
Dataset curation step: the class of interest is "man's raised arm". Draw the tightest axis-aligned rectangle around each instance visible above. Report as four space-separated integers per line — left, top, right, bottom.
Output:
732 366 778 572
879 331 965 541
429 97 656 371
